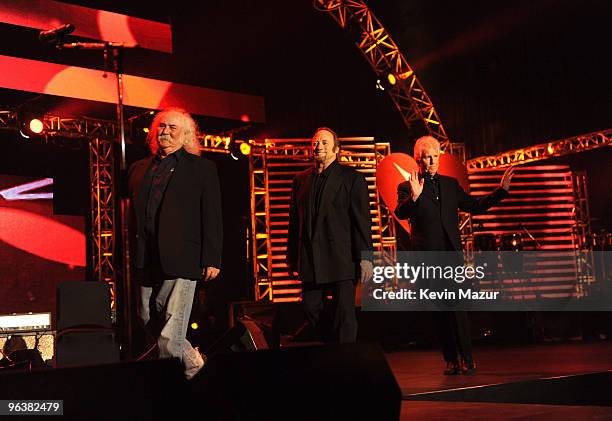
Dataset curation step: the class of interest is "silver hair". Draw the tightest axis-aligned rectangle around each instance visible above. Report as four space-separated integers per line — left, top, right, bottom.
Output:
146 108 201 156
413 135 440 160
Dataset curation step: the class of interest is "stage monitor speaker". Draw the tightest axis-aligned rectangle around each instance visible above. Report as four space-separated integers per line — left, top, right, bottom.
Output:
55 281 119 367
55 330 120 368
0 358 186 419
205 318 269 358
191 342 401 420
240 318 269 350
56 281 112 330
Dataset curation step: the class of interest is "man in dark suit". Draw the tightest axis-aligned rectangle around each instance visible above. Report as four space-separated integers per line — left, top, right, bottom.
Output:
128 108 222 379
287 127 373 343
395 135 514 375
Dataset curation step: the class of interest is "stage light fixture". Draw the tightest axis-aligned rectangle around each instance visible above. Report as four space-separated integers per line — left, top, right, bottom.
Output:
190 322 199 330
376 75 397 92
239 142 251 156
29 118 44 134
17 112 45 139
229 139 250 161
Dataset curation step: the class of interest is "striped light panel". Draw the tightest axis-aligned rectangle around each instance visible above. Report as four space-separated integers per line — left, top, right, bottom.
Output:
469 164 584 299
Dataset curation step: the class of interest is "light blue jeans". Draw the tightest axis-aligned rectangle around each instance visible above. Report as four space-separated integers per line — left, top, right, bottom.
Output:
139 278 202 377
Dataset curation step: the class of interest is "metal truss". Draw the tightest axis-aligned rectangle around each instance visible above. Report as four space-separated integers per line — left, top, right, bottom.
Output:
467 129 612 170
0 111 116 138
572 171 592 250
249 144 273 301
249 137 395 302
315 0 451 151
45 116 117 139
0 110 119 313
1 110 233 152
89 137 117 313
0 110 14 127
197 134 232 154
572 171 595 291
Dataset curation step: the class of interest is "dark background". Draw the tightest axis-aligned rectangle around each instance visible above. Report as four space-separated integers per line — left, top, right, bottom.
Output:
0 1 609 343
1 1 609 153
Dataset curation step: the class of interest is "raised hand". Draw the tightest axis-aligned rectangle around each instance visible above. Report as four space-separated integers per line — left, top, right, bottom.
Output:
500 166 515 191
407 169 424 200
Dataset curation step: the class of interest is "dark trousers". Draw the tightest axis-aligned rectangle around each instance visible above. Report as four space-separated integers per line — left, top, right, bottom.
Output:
433 311 473 364
302 280 358 343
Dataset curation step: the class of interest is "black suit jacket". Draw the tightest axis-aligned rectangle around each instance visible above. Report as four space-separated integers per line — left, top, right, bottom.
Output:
287 161 373 284
395 174 508 251
128 150 223 280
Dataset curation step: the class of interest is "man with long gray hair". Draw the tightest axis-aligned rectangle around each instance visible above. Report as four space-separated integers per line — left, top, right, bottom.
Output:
128 108 222 379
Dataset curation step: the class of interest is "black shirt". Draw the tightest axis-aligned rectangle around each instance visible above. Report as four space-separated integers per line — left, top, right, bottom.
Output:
422 171 452 248
138 148 185 283
311 158 338 231
141 148 184 241
424 172 440 202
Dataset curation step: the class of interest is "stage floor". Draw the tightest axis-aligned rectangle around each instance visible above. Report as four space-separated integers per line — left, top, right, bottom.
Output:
386 341 612 420
400 401 612 420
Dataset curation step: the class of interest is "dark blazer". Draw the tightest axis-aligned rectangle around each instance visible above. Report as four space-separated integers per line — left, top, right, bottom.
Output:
287 161 373 284
395 174 507 251
128 150 223 280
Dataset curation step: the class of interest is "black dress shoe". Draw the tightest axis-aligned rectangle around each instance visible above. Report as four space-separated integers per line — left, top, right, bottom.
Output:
443 361 461 375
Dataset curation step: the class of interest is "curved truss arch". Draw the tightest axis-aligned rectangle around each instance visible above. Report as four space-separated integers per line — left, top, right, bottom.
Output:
315 0 451 151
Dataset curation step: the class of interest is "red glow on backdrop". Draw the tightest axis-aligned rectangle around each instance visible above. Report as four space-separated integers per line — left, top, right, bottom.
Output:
0 175 85 316
0 0 172 53
376 153 419 234
0 55 266 122
96 10 137 45
0 207 85 267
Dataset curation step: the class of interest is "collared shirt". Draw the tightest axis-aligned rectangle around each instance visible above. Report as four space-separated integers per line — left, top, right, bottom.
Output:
311 158 338 230
424 172 440 202
142 147 184 241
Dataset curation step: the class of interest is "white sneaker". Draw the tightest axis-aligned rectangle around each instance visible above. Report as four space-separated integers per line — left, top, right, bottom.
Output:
184 346 206 380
